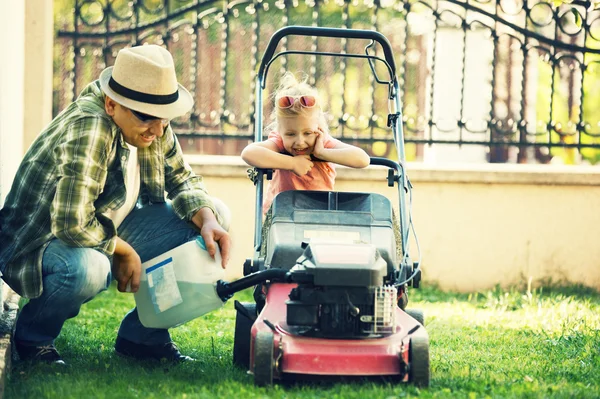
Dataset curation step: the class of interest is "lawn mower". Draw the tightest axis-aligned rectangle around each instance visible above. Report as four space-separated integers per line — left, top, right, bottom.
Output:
216 25 428 387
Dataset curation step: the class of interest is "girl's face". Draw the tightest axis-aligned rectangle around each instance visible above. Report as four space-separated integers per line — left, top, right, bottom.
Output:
277 109 321 156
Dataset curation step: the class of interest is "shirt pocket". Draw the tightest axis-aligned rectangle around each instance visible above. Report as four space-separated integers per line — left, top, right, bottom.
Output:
95 170 126 213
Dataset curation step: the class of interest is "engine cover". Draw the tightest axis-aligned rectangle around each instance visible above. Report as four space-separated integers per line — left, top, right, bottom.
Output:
291 242 388 287
285 242 397 338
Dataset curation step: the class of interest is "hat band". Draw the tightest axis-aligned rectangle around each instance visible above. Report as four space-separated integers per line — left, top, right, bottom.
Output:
108 76 179 105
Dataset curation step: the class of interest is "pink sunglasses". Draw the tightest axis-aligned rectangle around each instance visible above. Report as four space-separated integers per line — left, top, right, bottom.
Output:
276 95 317 109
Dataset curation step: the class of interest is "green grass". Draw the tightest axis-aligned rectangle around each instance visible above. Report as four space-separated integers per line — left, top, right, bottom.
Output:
5 283 600 399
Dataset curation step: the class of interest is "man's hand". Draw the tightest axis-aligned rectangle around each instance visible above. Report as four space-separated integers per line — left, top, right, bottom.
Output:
112 237 142 293
291 155 313 176
192 207 231 268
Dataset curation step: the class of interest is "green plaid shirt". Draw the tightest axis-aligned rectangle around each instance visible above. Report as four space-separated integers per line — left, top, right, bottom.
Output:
0 81 220 298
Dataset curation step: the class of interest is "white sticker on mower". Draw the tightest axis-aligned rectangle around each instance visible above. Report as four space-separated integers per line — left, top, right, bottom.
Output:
146 257 183 313
303 230 360 242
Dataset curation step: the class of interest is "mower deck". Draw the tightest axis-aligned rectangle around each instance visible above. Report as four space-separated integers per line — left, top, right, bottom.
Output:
248 283 427 383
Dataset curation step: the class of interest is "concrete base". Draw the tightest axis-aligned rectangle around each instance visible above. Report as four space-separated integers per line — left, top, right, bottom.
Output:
0 286 19 399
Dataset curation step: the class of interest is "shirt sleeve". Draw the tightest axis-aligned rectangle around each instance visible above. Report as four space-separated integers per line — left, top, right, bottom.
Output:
51 116 117 256
267 131 285 151
162 126 221 224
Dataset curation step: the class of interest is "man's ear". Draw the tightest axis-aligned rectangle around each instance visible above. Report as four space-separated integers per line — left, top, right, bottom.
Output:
105 96 117 116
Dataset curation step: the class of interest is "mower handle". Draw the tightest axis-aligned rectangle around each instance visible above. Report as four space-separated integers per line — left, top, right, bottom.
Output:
257 26 397 81
251 156 404 183
369 156 402 171
370 157 405 188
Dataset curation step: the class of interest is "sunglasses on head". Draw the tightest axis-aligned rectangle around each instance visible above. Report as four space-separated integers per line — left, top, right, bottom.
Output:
129 108 169 125
276 95 317 109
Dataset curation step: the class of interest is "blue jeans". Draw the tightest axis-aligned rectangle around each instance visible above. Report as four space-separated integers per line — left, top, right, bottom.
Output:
14 202 201 347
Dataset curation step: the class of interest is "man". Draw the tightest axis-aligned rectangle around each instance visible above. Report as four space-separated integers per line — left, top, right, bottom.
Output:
0 45 231 365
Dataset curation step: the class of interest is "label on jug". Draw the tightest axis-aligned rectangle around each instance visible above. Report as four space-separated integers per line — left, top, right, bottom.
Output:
146 257 184 313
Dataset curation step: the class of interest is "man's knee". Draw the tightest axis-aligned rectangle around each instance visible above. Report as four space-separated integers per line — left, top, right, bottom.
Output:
47 248 111 299
76 250 111 298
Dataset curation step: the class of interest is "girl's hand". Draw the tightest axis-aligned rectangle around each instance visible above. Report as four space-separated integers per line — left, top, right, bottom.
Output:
312 128 326 158
292 155 313 176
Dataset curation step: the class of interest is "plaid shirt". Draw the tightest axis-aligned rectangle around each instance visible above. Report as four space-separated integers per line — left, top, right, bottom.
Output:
0 81 220 298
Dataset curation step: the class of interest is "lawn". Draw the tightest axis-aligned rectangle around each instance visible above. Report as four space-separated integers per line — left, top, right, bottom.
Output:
5 283 600 399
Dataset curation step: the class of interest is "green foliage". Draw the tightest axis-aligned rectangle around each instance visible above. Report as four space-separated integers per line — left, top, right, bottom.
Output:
534 51 600 164
5 283 600 398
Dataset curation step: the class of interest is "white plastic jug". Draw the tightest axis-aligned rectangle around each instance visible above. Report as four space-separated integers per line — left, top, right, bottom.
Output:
134 236 226 329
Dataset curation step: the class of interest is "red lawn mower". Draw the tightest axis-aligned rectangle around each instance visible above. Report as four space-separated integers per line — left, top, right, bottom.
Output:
216 26 428 387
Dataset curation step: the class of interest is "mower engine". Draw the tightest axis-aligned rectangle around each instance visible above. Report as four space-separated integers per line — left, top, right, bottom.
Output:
286 242 398 338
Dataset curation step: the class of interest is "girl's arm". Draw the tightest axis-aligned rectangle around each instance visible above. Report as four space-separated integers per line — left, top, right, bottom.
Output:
241 140 314 176
313 131 370 168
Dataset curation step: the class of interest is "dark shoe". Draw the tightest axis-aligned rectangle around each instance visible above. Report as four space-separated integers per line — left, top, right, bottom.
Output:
114 336 194 362
14 341 66 365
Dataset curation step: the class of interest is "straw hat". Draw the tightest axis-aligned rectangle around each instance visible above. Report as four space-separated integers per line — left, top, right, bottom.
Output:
99 45 193 119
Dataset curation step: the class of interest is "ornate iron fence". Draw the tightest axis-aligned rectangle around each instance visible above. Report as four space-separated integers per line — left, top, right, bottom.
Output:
55 0 600 164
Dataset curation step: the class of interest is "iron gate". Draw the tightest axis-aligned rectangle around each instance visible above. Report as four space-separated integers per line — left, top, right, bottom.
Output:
56 0 600 163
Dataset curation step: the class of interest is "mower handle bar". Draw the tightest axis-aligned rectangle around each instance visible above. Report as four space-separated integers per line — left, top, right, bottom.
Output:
257 26 397 81
252 156 403 184
369 156 403 172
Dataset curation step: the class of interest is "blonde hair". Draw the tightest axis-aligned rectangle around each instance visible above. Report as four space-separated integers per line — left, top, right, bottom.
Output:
266 72 329 135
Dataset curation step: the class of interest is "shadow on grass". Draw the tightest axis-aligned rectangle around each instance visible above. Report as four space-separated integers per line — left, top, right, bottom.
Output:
412 281 600 306
533 283 600 301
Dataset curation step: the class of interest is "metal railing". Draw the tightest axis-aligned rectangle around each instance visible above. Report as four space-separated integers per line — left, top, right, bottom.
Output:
55 0 600 163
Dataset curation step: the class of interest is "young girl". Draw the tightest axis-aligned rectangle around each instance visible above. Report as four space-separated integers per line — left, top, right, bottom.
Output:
241 72 370 213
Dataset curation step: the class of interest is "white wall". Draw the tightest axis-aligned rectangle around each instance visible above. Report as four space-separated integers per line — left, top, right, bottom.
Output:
189 156 600 292
24 0 53 151
0 1 25 205
0 1 25 303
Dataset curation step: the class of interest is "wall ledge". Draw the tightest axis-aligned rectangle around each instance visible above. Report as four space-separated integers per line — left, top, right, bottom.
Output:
185 155 600 186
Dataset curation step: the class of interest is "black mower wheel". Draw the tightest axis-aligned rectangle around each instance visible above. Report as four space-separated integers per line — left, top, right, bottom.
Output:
398 290 409 310
408 335 430 387
253 330 275 386
406 308 425 326
233 302 257 369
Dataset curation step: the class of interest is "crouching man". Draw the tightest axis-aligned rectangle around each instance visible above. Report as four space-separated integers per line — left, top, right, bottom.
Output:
0 44 231 365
